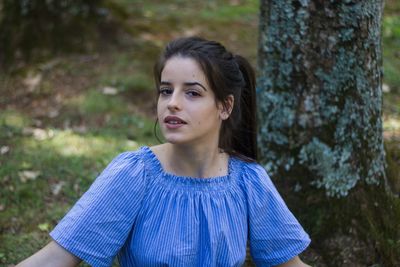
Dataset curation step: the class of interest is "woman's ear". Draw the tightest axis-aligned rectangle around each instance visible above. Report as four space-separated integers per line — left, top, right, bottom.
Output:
219 94 234 120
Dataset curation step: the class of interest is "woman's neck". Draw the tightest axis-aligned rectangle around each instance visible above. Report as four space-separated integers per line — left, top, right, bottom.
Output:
151 143 229 178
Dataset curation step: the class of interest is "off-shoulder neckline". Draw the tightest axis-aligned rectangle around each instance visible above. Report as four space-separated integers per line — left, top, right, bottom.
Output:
141 146 234 185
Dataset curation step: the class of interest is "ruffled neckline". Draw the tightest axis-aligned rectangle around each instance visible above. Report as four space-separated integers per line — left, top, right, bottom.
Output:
141 146 235 188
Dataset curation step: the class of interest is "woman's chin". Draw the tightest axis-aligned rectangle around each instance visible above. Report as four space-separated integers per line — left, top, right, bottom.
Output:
165 138 188 145
161 133 185 144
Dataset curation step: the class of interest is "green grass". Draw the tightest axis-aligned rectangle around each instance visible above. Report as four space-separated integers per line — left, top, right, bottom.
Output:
114 0 258 21
0 109 155 264
383 14 400 94
200 0 259 22
382 5 400 141
0 81 156 265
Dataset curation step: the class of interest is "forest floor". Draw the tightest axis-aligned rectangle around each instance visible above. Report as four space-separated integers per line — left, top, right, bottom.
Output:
0 0 399 266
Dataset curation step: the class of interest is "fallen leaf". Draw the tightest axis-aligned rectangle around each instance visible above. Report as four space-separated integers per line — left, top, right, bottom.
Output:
0 146 10 155
51 181 66 196
126 140 138 148
382 83 390 93
38 222 50 232
19 170 40 183
183 27 201 37
23 72 42 92
33 128 49 140
73 183 80 193
22 127 53 140
101 86 118 95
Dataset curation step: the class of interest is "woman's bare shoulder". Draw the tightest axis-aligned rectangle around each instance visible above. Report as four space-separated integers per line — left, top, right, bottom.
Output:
149 143 169 157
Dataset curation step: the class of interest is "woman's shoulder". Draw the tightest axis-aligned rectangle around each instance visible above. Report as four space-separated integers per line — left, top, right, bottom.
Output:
111 147 143 163
92 147 150 188
234 156 266 175
233 156 272 186
104 146 150 174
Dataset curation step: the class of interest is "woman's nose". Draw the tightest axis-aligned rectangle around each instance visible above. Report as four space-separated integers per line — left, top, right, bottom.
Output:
167 92 181 111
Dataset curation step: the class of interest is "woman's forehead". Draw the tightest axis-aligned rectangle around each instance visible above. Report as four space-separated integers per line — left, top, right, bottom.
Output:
161 57 206 82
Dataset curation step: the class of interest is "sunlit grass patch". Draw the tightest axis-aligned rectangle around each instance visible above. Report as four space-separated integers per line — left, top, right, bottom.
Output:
99 69 153 94
382 15 400 93
200 0 258 22
384 116 400 131
0 109 31 129
23 129 140 157
383 16 400 40
117 0 259 22
65 89 127 115
1 128 140 206
383 56 400 93
97 48 156 96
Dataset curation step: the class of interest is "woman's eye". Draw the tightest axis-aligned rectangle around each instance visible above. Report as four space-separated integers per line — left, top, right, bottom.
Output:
159 88 173 95
187 90 201 97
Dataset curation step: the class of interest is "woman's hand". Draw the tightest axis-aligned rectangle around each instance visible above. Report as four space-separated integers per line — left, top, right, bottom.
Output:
16 241 81 267
275 256 311 267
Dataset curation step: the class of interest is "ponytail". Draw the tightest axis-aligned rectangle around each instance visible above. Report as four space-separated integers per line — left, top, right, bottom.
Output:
232 55 258 161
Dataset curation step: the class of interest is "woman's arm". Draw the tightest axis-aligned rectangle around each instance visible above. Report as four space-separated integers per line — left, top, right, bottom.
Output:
275 256 311 267
16 241 81 267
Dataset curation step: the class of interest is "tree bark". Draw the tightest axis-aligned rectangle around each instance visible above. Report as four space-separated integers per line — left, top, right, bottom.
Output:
257 0 386 198
255 0 391 264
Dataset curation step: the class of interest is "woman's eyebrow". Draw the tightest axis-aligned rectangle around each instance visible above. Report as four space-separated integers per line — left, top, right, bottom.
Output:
160 81 172 86
184 82 207 91
160 81 207 91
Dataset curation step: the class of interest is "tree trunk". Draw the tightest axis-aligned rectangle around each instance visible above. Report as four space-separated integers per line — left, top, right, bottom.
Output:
257 0 386 198
256 0 389 265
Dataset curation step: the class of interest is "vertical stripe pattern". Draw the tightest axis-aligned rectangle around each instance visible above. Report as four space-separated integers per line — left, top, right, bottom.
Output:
50 146 310 267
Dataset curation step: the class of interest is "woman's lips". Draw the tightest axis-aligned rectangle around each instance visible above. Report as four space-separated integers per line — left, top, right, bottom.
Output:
164 116 187 129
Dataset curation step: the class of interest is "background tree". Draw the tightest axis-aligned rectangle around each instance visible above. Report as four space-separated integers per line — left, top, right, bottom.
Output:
0 0 126 68
257 0 399 265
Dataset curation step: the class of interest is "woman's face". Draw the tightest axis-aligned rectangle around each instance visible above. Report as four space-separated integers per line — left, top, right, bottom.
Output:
157 56 225 147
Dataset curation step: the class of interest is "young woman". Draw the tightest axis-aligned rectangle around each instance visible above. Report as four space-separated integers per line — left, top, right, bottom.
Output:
17 37 311 267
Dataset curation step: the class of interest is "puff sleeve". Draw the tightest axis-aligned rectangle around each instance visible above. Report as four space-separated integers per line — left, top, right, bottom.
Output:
243 163 310 266
50 151 147 267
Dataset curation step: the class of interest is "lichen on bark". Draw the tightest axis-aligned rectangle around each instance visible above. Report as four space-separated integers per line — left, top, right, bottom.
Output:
257 0 386 197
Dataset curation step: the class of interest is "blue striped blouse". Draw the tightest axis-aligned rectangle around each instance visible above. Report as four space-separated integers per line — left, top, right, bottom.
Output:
50 146 310 267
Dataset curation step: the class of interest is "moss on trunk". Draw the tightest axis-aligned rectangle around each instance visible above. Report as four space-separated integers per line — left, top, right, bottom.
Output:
257 0 399 265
